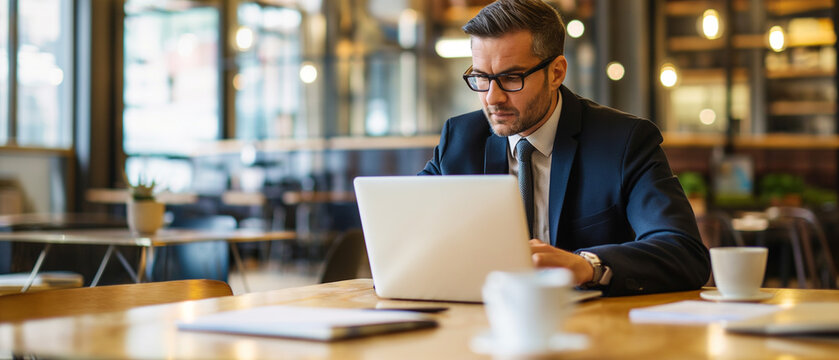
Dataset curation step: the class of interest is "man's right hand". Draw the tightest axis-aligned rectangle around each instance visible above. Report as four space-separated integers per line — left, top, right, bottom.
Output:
529 239 594 285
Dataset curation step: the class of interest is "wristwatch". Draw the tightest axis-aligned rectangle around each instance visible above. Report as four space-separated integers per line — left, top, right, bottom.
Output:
578 251 613 288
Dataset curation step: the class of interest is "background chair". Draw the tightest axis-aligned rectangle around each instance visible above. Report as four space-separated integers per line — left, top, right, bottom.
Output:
698 211 747 286
766 206 838 289
696 211 745 249
0 279 232 323
319 229 370 283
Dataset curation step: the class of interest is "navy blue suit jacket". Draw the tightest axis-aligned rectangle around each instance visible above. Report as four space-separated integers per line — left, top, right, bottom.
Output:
420 86 710 296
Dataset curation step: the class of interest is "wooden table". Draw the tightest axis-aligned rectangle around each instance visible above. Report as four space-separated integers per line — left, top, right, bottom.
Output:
1 279 837 359
0 213 126 230
0 228 296 292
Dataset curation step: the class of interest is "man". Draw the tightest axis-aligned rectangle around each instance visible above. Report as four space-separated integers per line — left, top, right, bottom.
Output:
419 0 710 296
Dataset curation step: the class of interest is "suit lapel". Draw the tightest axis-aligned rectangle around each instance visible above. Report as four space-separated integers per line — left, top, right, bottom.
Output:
484 133 508 174
549 86 582 247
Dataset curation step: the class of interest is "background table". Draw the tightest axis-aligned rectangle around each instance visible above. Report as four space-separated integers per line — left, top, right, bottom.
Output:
1 279 838 359
0 228 296 291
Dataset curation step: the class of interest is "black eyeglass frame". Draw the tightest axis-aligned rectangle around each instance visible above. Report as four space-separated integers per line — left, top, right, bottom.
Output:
462 55 558 92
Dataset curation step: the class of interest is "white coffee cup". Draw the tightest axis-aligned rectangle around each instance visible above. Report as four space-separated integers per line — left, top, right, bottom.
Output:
710 247 768 298
481 268 574 353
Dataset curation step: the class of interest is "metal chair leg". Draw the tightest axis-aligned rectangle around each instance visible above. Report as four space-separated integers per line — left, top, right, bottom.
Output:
229 242 250 293
21 244 52 293
90 245 115 287
114 248 139 283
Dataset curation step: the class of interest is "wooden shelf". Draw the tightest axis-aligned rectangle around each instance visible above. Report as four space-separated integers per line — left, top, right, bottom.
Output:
665 1 749 16
663 132 839 149
769 101 836 116
282 191 356 205
221 191 265 206
766 0 833 16
668 35 757 52
662 133 727 147
190 135 440 157
192 138 328 157
665 0 832 16
329 135 439 151
669 33 835 52
766 68 836 79
679 68 749 84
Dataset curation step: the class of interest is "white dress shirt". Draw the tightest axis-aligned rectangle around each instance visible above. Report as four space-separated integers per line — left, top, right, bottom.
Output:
507 94 562 244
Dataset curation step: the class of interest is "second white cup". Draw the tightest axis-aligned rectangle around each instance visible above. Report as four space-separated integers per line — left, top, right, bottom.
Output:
710 246 768 298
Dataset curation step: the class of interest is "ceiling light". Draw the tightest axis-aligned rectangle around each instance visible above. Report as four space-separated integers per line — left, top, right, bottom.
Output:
700 9 722 39
660 63 678 88
567 20 585 38
235 26 255 52
606 61 625 81
768 26 786 52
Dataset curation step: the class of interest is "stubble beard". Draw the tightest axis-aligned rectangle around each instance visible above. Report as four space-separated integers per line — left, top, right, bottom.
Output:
484 80 553 137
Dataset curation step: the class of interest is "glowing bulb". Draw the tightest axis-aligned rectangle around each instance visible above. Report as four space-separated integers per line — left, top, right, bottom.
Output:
567 20 585 38
701 9 721 39
660 63 678 88
606 61 625 81
699 109 716 125
232 73 244 90
768 26 786 52
235 26 255 51
299 63 318 84
49 68 64 86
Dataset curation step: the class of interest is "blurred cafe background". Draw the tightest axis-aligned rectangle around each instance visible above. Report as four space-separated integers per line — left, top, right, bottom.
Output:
0 0 838 293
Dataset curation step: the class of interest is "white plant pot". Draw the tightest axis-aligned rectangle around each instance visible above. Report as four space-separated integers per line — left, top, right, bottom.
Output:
127 200 165 235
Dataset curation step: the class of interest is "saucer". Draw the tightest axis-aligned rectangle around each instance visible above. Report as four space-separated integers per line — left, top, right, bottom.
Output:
700 290 773 302
470 330 589 356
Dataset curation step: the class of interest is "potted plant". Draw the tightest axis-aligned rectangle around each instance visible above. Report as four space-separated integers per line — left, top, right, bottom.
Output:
125 172 164 235
760 173 804 207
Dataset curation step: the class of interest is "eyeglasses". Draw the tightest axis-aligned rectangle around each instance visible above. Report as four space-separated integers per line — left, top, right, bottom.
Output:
462 56 557 92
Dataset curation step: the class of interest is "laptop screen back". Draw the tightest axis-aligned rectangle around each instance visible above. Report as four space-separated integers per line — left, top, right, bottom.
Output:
354 175 533 302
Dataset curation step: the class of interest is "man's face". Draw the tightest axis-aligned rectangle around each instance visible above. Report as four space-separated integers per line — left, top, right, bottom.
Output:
470 31 565 137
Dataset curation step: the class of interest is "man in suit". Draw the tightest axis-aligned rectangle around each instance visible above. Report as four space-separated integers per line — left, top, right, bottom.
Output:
419 0 710 296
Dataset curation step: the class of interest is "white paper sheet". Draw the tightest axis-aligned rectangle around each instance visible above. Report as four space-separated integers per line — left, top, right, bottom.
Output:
629 300 781 324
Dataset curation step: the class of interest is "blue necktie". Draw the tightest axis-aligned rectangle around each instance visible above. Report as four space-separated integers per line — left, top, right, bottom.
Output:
516 138 536 238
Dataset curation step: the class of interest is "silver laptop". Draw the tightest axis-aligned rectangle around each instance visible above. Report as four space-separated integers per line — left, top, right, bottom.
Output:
354 175 601 303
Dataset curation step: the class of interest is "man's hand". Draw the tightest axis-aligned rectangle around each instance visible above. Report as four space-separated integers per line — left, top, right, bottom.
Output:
529 239 594 286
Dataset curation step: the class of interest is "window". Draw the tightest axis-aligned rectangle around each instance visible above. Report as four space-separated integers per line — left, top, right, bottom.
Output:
0 0 73 148
15 0 73 147
0 0 8 144
235 3 304 140
123 1 221 155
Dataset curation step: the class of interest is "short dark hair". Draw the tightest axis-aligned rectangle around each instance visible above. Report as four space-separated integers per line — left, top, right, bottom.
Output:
462 0 565 58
